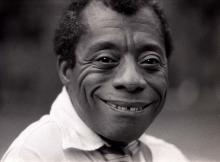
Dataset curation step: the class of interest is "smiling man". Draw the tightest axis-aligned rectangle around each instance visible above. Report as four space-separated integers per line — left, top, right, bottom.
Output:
1 0 189 162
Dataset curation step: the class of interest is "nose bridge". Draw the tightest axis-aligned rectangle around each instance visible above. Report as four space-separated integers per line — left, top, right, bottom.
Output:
113 55 146 91
121 57 140 82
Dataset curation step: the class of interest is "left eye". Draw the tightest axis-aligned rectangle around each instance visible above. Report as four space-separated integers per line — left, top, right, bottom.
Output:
141 58 160 65
139 55 161 65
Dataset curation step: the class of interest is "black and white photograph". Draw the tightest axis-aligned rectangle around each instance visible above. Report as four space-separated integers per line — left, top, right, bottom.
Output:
0 0 220 162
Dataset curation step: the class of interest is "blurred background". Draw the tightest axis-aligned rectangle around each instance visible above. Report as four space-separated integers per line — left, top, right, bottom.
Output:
0 0 219 161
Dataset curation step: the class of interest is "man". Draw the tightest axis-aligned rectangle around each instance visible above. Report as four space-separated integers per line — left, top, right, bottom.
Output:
1 0 189 162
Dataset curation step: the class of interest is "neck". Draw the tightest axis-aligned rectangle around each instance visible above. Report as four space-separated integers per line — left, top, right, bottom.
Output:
99 135 129 148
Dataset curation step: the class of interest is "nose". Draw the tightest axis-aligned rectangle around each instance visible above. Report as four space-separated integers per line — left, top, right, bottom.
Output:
112 57 147 93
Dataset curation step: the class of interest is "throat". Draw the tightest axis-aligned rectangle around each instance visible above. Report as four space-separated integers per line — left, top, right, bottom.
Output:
99 134 128 148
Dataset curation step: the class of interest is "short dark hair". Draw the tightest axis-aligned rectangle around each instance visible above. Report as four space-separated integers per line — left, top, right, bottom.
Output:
54 0 172 66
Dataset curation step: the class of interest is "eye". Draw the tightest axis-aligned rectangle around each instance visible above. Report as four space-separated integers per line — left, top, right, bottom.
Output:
140 54 161 64
139 54 162 70
141 57 160 65
94 53 119 69
96 56 116 64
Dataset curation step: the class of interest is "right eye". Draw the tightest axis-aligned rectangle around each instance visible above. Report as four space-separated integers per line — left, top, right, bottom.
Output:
93 52 119 69
96 56 117 64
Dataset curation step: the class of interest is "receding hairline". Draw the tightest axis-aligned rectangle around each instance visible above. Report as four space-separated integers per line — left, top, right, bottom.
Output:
54 0 172 63
80 0 158 18
79 1 164 44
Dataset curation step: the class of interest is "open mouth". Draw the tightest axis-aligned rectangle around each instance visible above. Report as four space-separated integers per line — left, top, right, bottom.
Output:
107 102 145 112
99 98 153 113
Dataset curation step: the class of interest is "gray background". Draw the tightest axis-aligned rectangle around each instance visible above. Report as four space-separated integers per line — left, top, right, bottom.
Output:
0 0 220 161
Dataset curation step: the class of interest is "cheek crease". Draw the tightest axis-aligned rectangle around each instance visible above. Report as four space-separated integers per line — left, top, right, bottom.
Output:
77 66 93 89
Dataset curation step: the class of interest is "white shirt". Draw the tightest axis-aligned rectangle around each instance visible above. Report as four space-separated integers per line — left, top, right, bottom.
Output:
1 87 189 162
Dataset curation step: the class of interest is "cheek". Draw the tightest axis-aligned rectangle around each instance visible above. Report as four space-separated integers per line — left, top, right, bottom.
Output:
76 69 109 102
146 71 168 99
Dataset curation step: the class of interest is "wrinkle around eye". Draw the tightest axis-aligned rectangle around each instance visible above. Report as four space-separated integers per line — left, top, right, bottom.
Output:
77 64 109 89
139 54 160 65
140 61 168 74
92 62 118 71
92 54 119 70
77 58 116 72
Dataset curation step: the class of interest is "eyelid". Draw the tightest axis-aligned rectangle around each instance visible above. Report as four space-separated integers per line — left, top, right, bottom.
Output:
83 50 116 62
92 51 119 69
94 50 118 60
93 51 121 66
139 53 161 63
138 54 167 70
95 56 116 63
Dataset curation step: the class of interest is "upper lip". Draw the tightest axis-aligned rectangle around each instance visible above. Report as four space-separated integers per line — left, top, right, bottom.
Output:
98 97 154 108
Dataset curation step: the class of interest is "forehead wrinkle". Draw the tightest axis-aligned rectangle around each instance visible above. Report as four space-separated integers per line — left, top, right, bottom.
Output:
122 28 135 53
84 12 161 35
81 0 162 34
80 31 124 51
80 0 164 54
128 20 162 35
83 13 125 31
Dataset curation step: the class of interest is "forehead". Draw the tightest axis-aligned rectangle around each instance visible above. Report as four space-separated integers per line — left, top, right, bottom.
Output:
81 0 162 36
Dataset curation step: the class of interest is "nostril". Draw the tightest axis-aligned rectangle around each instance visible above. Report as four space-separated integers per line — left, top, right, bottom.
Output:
127 86 144 93
114 83 145 93
135 86 145 92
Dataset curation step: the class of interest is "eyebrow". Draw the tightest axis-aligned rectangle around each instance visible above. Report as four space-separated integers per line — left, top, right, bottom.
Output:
136 44 164 55
89 41 120 52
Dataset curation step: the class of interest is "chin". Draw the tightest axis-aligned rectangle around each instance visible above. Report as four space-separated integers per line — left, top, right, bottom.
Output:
105 116 158 144
100 125 148 144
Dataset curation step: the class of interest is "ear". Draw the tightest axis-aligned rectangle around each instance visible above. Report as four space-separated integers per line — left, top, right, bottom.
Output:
57 56 73 85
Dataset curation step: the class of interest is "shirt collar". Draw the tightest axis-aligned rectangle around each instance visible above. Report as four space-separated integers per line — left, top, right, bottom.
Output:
50 87 147 152
50 87 105 151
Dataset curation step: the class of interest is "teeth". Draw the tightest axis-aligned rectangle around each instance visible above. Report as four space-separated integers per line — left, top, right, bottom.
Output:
106 102 144 112
108 103 116 108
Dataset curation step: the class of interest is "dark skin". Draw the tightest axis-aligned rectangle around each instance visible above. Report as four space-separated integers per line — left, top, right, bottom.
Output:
58 1 168 146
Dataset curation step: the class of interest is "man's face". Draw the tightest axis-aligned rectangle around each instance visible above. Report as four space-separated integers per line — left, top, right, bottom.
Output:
64 1 168 143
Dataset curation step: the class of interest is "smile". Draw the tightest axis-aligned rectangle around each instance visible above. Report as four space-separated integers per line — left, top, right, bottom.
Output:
99 98 153 113
107 102 145 112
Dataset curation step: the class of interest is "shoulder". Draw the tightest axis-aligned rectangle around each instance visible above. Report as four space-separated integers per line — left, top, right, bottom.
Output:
140 134 190 162
1 115 64 162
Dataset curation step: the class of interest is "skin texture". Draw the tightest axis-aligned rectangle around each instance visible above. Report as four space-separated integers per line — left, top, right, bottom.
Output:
58 1 168 144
